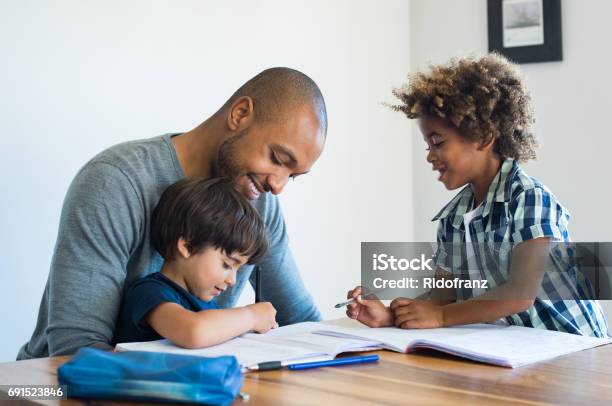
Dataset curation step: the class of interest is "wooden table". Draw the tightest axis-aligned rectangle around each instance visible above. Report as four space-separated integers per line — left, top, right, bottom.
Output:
1 347 612 405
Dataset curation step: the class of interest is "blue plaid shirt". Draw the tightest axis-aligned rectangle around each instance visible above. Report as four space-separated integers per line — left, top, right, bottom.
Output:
433 158 609 337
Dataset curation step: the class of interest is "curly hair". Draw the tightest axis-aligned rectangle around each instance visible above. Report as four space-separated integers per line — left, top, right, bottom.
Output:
390 53 537 162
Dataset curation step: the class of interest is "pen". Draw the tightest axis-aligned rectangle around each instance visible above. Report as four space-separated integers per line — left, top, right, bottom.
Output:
288 355 379 370
335 286 393 308
246 360 288 371
246 355 379 371
254 265 261 303
334 292 378 308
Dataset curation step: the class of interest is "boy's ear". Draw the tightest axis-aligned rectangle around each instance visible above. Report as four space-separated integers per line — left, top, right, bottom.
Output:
478 123 497 150
177 237 191 259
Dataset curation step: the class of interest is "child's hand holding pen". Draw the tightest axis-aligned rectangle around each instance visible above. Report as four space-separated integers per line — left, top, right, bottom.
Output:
245 302 279 333
343 286 393 328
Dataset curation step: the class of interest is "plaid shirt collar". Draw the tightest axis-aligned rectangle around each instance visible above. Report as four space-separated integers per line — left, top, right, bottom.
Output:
432 158 519 229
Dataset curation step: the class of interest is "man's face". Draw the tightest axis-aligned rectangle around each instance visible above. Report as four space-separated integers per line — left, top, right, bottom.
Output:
213 106 325 200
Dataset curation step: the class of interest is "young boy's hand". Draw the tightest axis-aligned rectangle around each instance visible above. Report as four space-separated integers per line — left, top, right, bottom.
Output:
246 302 279 333
345 286 392 328
390 298 444 329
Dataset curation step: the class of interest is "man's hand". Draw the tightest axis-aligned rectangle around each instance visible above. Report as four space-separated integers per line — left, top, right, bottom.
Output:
246 302 279 333
390 298 445 329
345 286 393 327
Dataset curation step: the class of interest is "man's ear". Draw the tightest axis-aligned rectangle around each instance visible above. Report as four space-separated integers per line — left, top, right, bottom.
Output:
177 237 191 259
226 96 254 131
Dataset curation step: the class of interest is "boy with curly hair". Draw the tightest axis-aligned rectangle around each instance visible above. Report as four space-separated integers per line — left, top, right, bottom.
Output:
346 53 609 337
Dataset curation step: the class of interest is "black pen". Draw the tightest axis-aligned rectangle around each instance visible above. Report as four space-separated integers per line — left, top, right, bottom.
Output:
254 265 261 303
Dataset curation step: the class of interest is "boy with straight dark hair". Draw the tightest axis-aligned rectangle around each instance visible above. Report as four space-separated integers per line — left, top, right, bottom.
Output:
114 177 277 348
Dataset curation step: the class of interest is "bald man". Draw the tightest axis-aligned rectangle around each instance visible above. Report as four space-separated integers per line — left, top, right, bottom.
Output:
18 68 327 359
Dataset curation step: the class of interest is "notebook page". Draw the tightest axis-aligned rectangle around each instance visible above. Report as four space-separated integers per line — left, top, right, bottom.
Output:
314 319 612 367
244 332 381 357
416 326 612 368
243 321 325 337
115 321 380 366
116 337 319 366
314 322 500 353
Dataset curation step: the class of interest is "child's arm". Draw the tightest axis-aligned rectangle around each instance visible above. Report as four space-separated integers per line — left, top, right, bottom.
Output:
392 238 550 329
146 301 278 349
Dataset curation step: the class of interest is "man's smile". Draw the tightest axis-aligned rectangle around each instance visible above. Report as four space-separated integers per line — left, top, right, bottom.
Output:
245 174 264 200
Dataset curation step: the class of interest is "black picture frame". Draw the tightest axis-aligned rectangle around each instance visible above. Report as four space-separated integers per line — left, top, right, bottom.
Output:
487 0 562 64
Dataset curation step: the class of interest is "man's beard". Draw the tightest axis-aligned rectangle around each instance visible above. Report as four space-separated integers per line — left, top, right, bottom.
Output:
213 129 248 181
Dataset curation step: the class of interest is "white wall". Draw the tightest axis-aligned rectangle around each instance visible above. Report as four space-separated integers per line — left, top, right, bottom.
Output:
4 0 608 364
409 0 612 316
0 0 412 361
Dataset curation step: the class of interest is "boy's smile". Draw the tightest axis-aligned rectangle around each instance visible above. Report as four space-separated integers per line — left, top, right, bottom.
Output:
432 163 447 182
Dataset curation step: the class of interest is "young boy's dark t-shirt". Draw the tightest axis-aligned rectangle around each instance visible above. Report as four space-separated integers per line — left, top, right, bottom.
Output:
114 272 217 344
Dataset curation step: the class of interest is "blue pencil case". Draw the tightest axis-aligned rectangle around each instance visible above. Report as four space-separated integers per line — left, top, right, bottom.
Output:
58 347 243 405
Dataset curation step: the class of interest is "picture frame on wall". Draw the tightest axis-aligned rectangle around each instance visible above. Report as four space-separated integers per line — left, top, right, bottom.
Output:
487 0 562 64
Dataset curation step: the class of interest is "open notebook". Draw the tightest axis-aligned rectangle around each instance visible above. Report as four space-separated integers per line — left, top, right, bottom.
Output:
116 319 611 369
116 321 382 368
312 319 612 368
